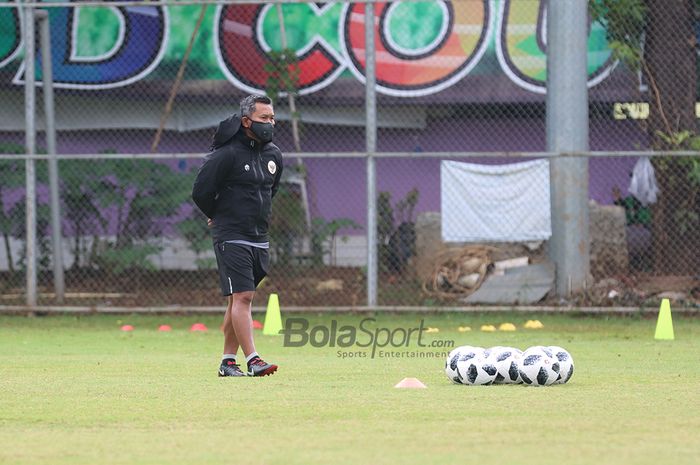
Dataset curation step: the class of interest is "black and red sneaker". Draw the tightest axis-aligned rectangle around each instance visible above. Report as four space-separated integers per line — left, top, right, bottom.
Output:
219 360 245 377
246 357 278 377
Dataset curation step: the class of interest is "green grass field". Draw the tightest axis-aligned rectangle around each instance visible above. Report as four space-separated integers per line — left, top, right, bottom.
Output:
1 311 699 465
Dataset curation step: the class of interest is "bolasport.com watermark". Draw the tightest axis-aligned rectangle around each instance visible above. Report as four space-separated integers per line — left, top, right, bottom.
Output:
282 317 455 359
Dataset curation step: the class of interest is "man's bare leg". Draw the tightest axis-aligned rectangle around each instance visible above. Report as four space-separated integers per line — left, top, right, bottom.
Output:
222 296 240 355
230 290 278 376
218 296 246 377
230 291 256 357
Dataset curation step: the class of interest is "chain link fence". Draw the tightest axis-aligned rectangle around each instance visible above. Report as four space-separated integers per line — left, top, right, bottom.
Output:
1 0 699 310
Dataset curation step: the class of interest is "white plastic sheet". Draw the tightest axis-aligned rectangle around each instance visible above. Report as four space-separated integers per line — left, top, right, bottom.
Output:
628 156 660 206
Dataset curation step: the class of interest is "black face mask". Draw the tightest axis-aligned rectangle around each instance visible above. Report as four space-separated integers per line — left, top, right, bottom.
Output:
249 120 274 143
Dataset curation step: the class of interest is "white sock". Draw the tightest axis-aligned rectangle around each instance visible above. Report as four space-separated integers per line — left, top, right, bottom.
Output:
222 354 237 363
245 352 259 364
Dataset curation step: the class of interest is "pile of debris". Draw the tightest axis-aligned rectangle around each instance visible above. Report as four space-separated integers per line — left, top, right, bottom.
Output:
422 245 494 298
422 244 555 304
563 275 700 308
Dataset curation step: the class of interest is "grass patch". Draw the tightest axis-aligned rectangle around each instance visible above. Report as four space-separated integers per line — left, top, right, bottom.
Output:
1 312 699 465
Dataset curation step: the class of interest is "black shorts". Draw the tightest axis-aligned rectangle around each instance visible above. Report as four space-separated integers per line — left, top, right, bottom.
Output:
213 242 269 296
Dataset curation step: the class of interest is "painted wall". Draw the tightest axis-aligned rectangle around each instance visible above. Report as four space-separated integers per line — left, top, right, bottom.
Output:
1 1 615 97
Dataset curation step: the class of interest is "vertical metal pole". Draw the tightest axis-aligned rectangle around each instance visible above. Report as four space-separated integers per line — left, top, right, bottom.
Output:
24 5 37 307
275 4 312 242
546 0 590 296
365 1 377 307
37 10 64 303
275 4 302 153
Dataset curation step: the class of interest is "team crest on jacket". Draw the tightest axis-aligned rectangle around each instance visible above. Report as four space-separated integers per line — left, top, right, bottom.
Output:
244 164 250 172
267 160 277 175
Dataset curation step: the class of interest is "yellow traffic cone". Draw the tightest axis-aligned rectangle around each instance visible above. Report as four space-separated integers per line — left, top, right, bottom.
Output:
263 293 283 336
654 298 674 340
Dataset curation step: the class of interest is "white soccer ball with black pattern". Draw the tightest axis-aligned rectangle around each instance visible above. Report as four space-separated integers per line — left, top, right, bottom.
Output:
457 353 498 386
519 346 560 386
548 346 574 384
486 346 523 384
444 346 482 384
444 347 463 384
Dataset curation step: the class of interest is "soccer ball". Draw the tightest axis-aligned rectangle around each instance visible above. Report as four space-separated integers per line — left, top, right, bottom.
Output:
444 346 482 384
457 354 498 386
487 346 523 384
519 346 560 386
529 345 554 358
444 348 463 384
548 346 574 384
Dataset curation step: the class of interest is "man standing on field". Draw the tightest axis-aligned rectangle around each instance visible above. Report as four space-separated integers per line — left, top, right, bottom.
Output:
192 95 283 377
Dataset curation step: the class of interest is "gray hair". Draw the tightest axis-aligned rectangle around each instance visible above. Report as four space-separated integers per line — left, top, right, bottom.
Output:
240 94 272 118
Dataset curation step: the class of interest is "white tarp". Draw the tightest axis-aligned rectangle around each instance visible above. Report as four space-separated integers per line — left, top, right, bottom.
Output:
441 159 552 242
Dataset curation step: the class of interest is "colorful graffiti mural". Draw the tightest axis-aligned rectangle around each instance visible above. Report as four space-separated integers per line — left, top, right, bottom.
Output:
496 0 614 93
342 1 492 96
0 0 614 96
0 3 21 68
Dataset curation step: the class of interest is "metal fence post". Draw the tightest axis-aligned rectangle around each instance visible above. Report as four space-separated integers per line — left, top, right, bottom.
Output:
23 5 37 307
365 0 377 307
546 0 590 296
37 9 65 303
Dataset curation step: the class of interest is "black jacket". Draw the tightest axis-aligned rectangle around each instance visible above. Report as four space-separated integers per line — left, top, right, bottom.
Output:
192 115 283 244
